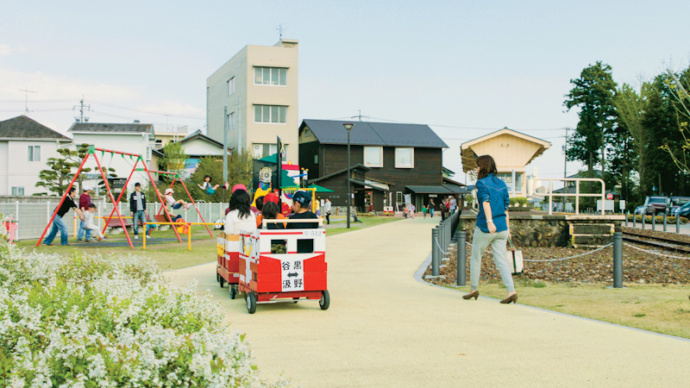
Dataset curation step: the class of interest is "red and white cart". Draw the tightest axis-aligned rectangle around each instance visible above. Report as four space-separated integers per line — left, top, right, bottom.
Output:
217 232 241 299
238 219 329 314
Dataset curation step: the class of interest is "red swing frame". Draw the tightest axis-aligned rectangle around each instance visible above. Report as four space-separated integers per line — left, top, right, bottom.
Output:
148 170 213 238
35 146 181 249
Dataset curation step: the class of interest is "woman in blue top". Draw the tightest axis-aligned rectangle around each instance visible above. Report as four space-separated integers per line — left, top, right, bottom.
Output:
463 155 518 304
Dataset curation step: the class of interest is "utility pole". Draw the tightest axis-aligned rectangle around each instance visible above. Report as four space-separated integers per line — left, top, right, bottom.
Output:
223 105 228 203
563 127 569 178
19 88 37 113
73 96 91 122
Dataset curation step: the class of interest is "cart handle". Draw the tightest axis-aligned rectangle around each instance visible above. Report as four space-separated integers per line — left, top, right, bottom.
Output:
262 218 324 228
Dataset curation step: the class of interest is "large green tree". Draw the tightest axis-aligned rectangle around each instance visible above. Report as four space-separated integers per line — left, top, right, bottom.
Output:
35 144 93 196
564 62 618 182
614 82 651 198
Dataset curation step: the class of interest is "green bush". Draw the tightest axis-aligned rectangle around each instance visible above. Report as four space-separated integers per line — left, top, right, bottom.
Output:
0 244 284 387
509 197 528 207
625 214 689 224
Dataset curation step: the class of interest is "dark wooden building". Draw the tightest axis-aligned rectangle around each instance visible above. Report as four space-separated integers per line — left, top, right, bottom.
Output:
299 119 465 211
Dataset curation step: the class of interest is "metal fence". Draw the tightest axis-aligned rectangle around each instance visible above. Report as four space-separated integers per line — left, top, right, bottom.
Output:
430 209 461 276
0 200 228 241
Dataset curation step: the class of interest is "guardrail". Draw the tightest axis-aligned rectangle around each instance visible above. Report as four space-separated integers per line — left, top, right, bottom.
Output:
533 178 606 216
430 209 461 276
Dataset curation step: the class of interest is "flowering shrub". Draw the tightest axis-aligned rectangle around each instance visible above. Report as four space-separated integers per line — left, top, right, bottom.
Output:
0 243 284 387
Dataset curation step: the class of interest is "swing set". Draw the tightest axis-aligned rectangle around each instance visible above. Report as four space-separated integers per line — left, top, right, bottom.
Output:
36 146 212 249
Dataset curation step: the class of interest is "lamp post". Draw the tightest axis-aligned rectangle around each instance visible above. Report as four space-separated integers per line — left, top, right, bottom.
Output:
343 123 354 229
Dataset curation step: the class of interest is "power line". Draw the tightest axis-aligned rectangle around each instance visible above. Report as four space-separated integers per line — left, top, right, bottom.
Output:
89 100 205 120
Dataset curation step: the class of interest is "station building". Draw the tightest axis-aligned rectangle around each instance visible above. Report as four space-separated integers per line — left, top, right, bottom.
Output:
461 127 551 197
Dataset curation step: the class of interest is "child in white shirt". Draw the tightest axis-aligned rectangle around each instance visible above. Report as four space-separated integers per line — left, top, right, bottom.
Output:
165 188 191 210
84 204 106 241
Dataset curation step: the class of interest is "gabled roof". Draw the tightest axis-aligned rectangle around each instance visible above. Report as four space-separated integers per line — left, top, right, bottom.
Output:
308 164 371 184
461 127 551 150
0 115 70 140
68 122 153 134
179 129 224 148
300 119 448 148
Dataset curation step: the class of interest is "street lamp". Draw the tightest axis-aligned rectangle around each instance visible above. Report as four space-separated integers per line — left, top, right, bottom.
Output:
343 123 354 229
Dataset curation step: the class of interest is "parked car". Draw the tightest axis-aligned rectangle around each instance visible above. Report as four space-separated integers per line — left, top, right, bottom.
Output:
634 205 647 215
671 202 690 217
642 196 670 214
668 196 690 215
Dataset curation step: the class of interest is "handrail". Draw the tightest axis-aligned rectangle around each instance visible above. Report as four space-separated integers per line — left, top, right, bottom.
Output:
533 178 606 215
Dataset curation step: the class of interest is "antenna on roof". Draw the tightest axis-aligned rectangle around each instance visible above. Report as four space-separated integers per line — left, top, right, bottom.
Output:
277 24 284 40
73 96 91 123
351 110 368 122
18 88 37 113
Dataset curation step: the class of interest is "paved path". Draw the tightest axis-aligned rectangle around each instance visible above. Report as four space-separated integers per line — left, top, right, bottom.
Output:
167 217 690 387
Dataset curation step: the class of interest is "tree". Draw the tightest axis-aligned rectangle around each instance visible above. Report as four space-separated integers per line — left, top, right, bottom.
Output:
159 142 187 179
35 144 93 196
661 66 690 174
564 62 618 181
186 157 227 203
226 150 253 191
614 82 651 198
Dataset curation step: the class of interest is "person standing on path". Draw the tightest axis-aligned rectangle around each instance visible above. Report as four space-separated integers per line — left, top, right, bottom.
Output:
43 187 84 246
463 155 517 304
77 186 93 242
323 198 332 224
428 199 435 218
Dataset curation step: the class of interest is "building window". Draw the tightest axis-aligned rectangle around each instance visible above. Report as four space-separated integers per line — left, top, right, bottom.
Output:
227 77 235 95
395 147 414 168
254 67 287 86
11 187 24 196
496 172 523 193
254 105 287 124
154 139 163 149
28 145 41 162
314 154 318 164
396 191 403 205
364 146 383 167
253 144 288 161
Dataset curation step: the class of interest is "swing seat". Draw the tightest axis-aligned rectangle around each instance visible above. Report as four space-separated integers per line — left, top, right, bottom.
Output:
106 218 133 228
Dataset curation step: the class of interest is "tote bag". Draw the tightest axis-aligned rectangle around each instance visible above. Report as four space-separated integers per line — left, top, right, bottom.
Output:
507 238 524 276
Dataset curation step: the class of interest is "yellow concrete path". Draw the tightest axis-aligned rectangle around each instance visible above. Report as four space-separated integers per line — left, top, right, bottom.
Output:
167 217 690 387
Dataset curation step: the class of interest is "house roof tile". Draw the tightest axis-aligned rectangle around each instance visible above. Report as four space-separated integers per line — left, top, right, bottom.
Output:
0 115 70 140
301 119 448 148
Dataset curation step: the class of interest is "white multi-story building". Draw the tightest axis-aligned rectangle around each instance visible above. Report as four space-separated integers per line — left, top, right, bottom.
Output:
206 39 299 163
0 115 72 196
68 121 156 191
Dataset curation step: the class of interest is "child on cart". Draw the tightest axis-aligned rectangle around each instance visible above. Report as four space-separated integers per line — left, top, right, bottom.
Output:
197 175 229 196
165 188 192 210
288 191 319 252
224 188 257 234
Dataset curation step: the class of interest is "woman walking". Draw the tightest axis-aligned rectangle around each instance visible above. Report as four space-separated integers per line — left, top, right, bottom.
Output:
463 155 517 304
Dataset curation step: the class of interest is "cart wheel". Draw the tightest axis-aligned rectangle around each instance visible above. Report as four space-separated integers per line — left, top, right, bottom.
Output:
293 297 299 304
246 292 257 314
219 277 225 288
319 290 330 310
230 285 237 300
216 273 220 283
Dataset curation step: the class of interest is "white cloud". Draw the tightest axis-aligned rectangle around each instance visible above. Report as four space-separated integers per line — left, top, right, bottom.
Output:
0 44 28 57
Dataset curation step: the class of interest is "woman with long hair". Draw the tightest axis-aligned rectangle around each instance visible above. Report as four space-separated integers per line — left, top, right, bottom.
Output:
224 189 257 235
463 155 517 304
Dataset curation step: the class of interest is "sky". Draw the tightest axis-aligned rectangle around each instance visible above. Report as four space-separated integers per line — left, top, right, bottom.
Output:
1 0 689 186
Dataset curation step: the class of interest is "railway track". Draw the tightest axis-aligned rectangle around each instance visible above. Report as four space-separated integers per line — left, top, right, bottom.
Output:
622 230 690 254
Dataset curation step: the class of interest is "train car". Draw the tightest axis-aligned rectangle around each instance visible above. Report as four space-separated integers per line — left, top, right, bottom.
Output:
238 219 329 314
216 232 241 298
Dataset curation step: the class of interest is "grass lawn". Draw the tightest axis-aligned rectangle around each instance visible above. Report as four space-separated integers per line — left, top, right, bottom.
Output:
325 216 401 236
17 227 218 271
449 279 690 339
15 217 402 270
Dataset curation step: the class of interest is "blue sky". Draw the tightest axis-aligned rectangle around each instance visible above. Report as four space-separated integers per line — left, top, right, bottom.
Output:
1 0 689 184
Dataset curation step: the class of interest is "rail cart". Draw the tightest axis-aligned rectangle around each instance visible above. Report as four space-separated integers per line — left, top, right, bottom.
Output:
217 232 241 298
238 219 329 314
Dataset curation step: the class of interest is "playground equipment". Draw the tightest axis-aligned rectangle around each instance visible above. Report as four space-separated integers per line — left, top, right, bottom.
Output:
143 169 214 238
234 218 330 314
36 146 178 249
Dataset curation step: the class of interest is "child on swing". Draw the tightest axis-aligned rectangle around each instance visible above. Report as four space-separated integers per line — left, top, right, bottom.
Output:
164 188 192 210
197 175 229 196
